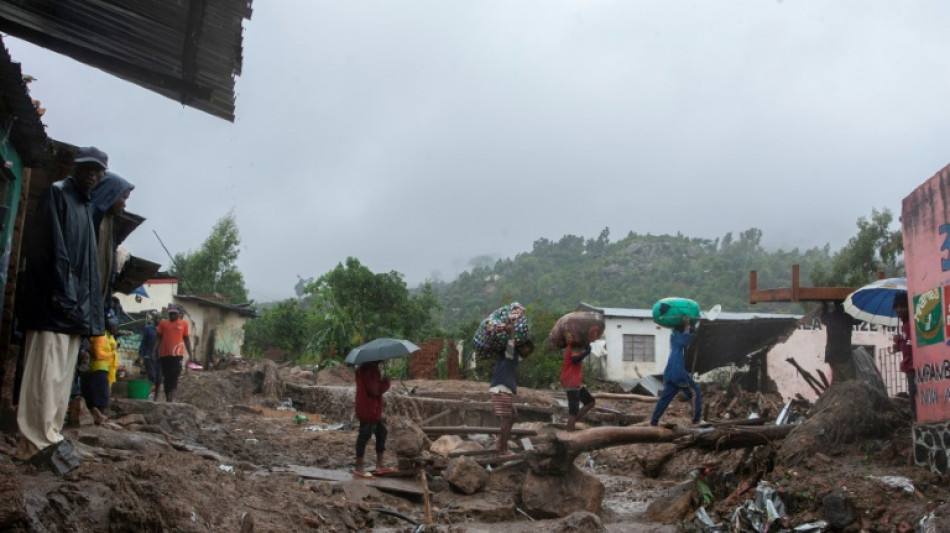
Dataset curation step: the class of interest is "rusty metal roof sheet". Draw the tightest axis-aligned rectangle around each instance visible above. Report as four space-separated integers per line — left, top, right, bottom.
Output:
0 0 253 122
0 35 50 166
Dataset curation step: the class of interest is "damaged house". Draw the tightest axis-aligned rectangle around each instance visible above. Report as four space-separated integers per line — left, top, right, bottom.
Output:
578 303 896 401
116 278 256 366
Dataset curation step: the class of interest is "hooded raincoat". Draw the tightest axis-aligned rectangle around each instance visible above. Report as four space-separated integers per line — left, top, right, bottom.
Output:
17 177 104 336
89 172 134 308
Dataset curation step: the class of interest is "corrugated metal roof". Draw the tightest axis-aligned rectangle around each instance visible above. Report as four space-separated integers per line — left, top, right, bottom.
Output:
0 0 253 122
0 35 50 165
578 302 801 321
176 294 257 317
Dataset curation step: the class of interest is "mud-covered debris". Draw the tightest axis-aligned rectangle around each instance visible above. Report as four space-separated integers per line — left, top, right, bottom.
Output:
522 465 604 518
552 510 607 532
444 456 489 494
822 492 855 529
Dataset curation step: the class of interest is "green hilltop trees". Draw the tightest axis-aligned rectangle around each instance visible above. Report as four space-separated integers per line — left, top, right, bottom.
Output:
243 208 902 382
170 211 249 304
245 257 441 363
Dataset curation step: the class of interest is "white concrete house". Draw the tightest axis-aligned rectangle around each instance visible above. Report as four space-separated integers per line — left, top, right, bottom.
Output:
579 303 898 402
116 278 179 314
116 278 256 365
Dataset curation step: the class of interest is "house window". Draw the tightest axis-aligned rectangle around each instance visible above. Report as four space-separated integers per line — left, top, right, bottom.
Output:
623 334 655 362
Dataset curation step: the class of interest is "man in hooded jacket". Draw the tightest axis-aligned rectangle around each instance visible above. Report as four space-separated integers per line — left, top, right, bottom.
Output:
16 146 107 459
90 171 134 314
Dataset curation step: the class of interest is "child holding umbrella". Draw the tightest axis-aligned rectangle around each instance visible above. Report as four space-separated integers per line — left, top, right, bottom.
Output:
353 360 391 477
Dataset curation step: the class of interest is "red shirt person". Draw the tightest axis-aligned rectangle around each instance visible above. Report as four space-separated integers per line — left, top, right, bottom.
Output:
353 361 391 476
560 344 596 431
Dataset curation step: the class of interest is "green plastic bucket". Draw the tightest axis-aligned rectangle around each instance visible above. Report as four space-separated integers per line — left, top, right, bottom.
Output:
127 379 151 400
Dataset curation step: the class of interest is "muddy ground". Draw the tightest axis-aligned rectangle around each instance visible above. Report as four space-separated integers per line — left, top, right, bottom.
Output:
1 361 948 532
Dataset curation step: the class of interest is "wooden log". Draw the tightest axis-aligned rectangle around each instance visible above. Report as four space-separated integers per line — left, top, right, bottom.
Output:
549 424 795 463
590 392 658 403
422 425 538 437
556 426 677 457
673 425 794 451
708 417 768 427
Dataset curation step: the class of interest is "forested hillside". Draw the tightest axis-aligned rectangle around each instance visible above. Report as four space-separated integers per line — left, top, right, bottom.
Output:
430 227 833 331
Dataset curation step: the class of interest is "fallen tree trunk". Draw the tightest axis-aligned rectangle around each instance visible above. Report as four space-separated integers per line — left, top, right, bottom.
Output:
591 392 658 403
422 426 538 437
520 423 794 518
672 424 794 451
528 424 794 475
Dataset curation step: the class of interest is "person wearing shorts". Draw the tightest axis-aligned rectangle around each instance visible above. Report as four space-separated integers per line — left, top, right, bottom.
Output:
489 325 534 455
560 344 595 431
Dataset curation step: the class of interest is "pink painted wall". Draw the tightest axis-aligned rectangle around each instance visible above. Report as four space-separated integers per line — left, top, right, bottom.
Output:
767 321 895 401
902 164 950 423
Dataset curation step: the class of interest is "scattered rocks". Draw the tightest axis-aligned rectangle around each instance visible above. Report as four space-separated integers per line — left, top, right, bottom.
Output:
522 465 604 518
553 510 607 533
643 482 693 523
822 492 855 529
443 456 489 494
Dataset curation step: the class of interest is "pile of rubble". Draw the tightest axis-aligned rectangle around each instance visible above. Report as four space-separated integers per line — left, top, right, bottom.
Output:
1 360 948 532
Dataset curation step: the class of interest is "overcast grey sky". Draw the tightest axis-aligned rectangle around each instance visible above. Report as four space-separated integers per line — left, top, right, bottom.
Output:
7 1 949 301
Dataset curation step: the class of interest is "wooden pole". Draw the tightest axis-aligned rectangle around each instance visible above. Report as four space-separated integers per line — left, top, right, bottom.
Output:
420 469 432 524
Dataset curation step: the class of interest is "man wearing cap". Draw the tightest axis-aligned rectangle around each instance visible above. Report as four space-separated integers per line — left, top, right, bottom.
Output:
153 305 193 402
15 146 108 460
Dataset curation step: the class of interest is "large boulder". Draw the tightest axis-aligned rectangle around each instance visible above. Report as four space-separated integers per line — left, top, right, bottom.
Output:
521 465 604 518
443 456 489 494
389 418 429 459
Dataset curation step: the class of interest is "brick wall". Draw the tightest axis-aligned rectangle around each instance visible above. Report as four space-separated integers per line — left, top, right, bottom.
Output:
408 339 460 380
263 346 287 362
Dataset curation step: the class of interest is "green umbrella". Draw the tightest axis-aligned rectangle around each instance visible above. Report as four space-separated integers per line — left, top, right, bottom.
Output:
344 338 421 365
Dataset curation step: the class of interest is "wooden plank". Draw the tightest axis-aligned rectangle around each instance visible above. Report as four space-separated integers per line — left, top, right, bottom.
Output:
366 477 429 497
749 288 793 303
287 465 352 482
288 465 429 497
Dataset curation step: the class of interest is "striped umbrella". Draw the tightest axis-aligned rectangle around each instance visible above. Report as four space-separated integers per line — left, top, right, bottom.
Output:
843 277 907 327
